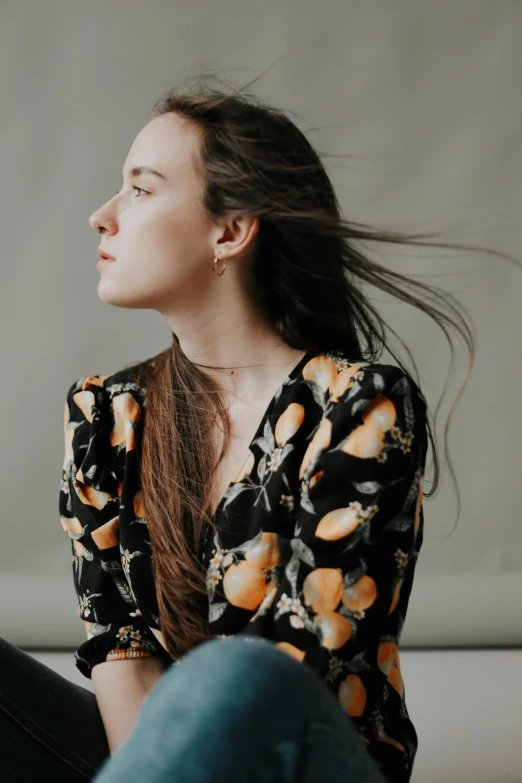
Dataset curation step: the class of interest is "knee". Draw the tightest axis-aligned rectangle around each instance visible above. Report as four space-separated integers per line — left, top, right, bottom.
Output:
134 635 316 747
183 635 302 686
0 637 8 667
0 636 19 664
142 635 309 718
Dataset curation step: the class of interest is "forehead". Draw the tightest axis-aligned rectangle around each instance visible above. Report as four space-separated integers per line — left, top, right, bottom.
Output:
124 113 201 177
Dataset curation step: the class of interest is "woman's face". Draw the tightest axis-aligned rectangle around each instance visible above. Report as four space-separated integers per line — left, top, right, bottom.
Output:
89 113 218 313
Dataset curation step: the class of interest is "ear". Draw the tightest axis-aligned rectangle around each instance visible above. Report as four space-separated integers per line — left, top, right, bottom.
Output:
213 214 260 259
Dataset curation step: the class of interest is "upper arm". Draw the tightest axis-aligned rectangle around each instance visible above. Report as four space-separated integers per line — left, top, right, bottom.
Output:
59 376 172 679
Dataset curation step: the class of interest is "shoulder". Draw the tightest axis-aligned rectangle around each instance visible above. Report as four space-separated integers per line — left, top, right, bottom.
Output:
299 357 429 515
63 357 156 456
64 357 155 419
63 358 155 491
306 353 429 460
349 360 427 412
304 351 427 412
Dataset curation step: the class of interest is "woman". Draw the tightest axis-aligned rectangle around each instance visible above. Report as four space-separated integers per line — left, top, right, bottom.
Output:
0 74 504 783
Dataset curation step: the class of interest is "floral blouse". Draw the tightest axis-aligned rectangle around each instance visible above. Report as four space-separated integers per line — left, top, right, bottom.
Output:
59 348 428 783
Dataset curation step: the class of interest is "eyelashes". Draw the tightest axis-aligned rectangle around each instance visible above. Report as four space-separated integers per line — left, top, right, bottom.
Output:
115 186 149 197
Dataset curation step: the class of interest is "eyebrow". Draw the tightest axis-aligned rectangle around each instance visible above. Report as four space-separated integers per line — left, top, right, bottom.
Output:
123 166 167 180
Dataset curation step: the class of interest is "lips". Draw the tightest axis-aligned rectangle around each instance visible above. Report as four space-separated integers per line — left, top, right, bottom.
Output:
97 247 116 260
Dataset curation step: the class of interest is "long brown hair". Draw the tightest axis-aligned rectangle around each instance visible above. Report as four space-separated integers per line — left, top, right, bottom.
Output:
130 71 518 663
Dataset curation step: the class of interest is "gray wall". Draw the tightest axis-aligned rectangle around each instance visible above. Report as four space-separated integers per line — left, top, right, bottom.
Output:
1 0 520 648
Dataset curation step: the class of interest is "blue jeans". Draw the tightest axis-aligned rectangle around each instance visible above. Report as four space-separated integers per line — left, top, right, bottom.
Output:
0 635 388 782
94 636 387 783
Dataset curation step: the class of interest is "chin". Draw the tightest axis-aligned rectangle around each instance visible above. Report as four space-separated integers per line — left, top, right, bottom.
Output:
97 284 152 310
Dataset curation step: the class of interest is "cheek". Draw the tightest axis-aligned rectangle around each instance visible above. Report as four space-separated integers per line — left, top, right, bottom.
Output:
132 203 203 254
117 196 211 285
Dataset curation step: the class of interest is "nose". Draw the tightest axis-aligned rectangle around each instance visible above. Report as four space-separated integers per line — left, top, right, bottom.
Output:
89 192 119 233
89 209 103 232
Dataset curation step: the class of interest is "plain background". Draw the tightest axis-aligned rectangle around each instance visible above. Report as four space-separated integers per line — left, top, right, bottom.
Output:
0 0 521 651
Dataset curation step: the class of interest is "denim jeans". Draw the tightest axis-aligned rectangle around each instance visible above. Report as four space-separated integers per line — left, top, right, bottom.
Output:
1 634 388 783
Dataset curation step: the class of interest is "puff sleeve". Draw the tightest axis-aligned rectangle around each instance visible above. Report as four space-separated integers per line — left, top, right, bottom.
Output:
59 376 172 678
239 364 428 719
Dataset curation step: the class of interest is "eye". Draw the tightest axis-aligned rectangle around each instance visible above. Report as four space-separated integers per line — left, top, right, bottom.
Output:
115 186 149 197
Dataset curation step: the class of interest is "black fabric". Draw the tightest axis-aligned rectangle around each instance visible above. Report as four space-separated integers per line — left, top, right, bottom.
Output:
0 637 109 782
59 348 428 783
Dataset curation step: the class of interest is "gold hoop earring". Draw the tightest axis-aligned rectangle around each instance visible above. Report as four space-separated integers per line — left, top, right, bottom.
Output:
213 255 226 276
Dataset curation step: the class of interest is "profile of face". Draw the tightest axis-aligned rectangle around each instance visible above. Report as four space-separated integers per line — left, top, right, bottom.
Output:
89 113 236 315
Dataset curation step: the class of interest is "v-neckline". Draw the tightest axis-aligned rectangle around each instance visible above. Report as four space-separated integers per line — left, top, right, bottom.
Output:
212 348 317 519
